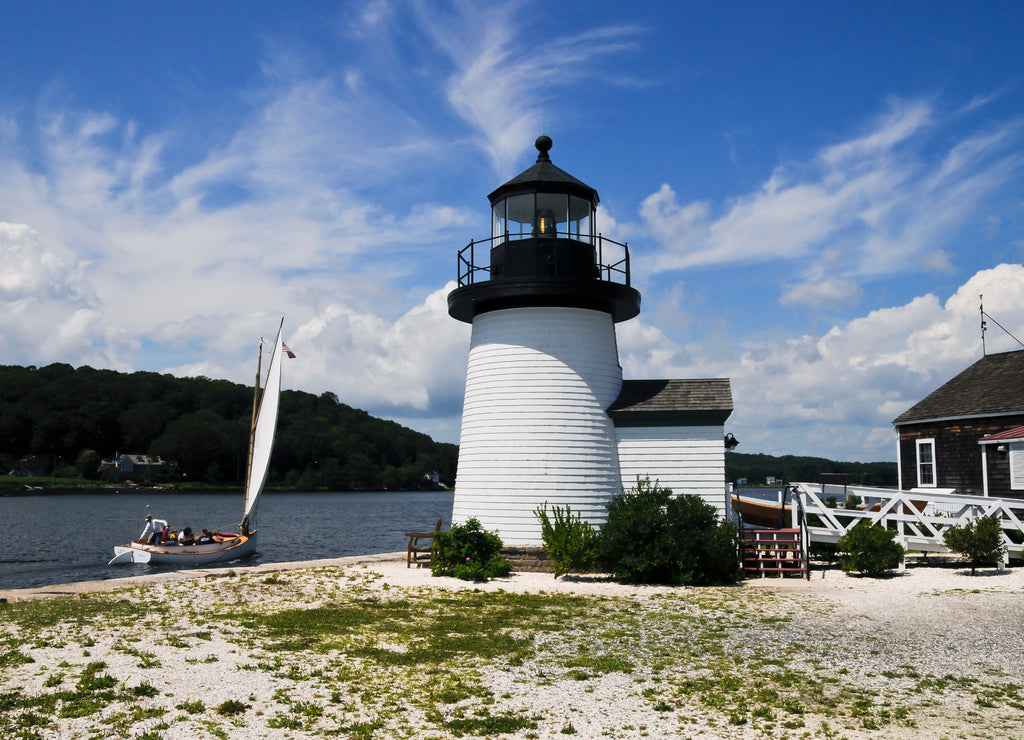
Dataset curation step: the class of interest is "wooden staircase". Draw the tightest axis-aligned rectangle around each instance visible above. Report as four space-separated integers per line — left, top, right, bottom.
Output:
741 528 809 578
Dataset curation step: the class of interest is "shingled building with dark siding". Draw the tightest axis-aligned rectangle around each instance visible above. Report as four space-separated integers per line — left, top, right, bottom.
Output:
892 349 1024 498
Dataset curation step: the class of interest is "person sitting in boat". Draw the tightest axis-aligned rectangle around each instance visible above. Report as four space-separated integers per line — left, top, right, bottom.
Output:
178 527 195 546
139 514 168 544
167 529 179 543
196 529 215 545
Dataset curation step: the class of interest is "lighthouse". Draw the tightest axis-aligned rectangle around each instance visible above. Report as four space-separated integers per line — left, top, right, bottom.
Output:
448 136 641 545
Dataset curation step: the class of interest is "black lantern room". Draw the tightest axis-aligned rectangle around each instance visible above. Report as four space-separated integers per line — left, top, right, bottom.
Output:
448 136 641 323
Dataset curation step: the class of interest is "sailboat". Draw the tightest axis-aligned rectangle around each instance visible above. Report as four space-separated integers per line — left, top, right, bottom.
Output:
109 320 286 566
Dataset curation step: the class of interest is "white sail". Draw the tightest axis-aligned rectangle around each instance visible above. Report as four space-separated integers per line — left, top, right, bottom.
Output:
243 324 284 528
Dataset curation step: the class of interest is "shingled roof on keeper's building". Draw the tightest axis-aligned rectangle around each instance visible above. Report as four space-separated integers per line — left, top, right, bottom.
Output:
892 349 1024 425
608 378 733 426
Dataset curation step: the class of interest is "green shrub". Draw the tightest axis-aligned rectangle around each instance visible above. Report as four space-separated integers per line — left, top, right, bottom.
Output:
809 541 839 564
942 515 1005 575
836 521 904 576
535 503 599 578
598 477 741 585
431 517 513 582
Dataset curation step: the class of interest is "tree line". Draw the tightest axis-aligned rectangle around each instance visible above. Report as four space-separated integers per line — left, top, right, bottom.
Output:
0 363 458 491
0 363 896 493
725 451 897 487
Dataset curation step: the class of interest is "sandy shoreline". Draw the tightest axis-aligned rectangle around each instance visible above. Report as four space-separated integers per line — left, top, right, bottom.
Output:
4 550 1021 604
3 556 1023 739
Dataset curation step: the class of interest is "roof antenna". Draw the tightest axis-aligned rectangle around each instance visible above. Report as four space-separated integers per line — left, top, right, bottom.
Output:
981 294 987 356
979 294 1024 354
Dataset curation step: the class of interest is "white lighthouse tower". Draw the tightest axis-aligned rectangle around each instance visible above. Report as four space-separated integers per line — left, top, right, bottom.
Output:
448 136 641 545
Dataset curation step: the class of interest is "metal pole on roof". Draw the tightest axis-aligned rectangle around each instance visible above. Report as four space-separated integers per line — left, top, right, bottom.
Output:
980 294 987 356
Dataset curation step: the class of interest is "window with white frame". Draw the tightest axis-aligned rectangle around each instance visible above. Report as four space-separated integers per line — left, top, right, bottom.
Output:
916 438 936 487
1011 442 1024 490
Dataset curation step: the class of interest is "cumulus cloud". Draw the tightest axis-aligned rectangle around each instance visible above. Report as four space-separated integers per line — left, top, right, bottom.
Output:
0 222 104 363
271 284 470 416
619 264 1024 461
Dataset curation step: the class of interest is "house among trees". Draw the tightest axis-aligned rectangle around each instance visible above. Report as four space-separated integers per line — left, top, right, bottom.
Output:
892 348 1024 498
102 454 176 477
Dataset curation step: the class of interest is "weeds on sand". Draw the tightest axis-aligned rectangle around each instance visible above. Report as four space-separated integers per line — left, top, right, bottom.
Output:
1 569 1022 739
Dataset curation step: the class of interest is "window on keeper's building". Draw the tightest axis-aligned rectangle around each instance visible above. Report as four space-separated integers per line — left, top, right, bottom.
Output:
1011 442 1024 490
916 438 936 487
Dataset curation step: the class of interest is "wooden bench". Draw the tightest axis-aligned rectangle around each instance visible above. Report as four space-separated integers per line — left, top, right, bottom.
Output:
406 519 442 568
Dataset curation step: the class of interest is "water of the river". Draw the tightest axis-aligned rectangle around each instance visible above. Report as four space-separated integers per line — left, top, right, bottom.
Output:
0 490 453 591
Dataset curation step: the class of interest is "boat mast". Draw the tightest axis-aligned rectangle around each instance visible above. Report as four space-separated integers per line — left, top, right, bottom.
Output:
241 337 264 535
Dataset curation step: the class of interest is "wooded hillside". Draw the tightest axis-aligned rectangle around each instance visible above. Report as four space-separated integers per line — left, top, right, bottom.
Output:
0 363 897 492
0 363 458 491
725 451 897 487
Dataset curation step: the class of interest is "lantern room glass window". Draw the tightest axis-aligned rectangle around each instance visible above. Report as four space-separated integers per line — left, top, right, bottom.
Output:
492 194 594 243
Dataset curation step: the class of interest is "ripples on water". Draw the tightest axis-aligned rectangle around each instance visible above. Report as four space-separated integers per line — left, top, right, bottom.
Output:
0 490 453 590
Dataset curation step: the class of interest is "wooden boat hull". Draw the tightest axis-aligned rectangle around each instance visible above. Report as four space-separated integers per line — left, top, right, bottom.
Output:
110 532 257 566
731 495 791 528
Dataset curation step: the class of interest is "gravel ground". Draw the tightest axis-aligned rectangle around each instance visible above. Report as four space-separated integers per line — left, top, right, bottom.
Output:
2 555 1023 739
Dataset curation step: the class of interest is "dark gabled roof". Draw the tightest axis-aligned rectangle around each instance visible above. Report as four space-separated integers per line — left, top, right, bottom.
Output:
608 378 733 426
892 349 1024 425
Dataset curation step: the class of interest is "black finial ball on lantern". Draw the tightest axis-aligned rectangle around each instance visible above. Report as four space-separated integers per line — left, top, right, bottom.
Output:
535 135 552 160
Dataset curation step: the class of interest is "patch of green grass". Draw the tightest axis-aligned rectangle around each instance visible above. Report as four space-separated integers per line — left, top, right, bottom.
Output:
114 642 162 669
164 634 190 648
427 673 492 704
230 591 592 670
132 682 160 698
267 712 303 729
0 649 34 668
444 709 538 736
215 699 249 716
0 596 142 630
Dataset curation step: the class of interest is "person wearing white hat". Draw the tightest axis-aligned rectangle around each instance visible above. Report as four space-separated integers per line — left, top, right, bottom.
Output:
139 513 168 544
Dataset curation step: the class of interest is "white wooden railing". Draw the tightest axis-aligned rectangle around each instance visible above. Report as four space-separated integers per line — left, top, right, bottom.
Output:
790 482 1024 564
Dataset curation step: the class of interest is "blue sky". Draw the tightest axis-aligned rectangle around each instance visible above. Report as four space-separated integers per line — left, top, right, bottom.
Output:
1 1 1023 462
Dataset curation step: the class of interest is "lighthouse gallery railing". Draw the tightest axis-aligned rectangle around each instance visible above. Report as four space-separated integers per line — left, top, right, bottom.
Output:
457 233 631 288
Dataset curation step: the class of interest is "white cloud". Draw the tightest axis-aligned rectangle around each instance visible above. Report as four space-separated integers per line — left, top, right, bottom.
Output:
413 2 642 176
780 277 862 310
0 222 103 362
271 284 471 419
619 264 1024 461
818 98 932 167
641 98 1024 305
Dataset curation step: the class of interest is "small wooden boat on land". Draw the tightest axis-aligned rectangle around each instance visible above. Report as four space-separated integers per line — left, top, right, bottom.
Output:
731 493 791 529
109 320 286 566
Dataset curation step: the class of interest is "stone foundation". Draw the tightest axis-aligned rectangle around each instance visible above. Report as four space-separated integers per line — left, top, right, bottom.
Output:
502 546 553 573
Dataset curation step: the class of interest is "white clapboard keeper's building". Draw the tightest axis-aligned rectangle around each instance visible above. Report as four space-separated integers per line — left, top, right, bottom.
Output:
448 136 733 545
